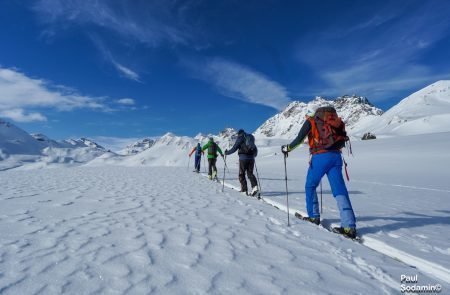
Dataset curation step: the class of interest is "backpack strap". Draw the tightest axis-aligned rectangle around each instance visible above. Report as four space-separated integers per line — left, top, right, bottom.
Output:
342 155 350 181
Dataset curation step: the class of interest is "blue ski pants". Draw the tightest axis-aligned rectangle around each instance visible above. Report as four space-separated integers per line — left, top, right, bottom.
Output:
194 155 201 171
305 151 356 228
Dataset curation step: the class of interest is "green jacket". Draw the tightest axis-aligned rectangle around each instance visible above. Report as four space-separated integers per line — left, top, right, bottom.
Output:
202 140 224 159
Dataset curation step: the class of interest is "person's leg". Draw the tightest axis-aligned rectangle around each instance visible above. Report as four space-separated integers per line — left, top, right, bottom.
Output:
326 153 356 228
212 158 217 178
238 160 248 192
208 158 213 177
246 159 258 188
305 154 328 218
195 155 200 171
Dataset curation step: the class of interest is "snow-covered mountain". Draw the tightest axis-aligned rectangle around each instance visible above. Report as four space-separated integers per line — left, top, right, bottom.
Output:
254 95 383 139
193 128 238 149
0 119 44 155
118 138 156 155
31 133 107 151
117 133 197 166
31 133 64 148
61 138 106 150
353 80 450 136
4 80 450 170
89 129 238 167
0 119 109 170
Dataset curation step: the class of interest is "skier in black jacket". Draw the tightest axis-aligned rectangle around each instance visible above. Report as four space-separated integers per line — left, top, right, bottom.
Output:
225 129 259 196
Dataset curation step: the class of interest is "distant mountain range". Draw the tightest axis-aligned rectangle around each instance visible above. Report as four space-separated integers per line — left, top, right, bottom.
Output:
1 80 450 169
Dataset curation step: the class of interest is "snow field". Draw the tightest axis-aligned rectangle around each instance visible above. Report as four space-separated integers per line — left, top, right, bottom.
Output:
1 166 443 294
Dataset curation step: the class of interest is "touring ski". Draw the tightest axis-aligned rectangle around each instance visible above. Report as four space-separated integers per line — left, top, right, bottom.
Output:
294 212 361 242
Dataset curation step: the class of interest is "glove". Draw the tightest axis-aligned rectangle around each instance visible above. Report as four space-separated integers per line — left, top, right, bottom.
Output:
281 145 289 157
225 149 228 154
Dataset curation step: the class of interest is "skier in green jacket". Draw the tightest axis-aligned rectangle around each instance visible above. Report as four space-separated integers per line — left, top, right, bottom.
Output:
202 137 224 180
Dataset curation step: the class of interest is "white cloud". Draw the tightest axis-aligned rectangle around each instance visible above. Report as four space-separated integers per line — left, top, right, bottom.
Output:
0 108 47 123
34 0 193 47
116 98 135 105
112 62 141 82
90 36 142 82
0 67 108 111
188 58 290 110
0 67 137 122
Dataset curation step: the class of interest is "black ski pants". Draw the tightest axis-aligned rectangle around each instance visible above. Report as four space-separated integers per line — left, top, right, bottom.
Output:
208 158 217 176
239 159 257 191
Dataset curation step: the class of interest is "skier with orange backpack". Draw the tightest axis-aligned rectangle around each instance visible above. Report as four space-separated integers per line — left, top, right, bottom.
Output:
281 106 357 239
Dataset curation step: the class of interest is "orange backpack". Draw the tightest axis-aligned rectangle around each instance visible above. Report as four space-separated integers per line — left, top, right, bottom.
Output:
307 106 348 154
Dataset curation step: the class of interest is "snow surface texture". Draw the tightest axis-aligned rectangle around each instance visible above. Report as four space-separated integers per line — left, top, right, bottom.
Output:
1 132 450 294
1 166 448 294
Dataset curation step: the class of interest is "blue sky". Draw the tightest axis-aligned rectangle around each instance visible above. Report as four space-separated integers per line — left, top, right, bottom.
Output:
1 0 450 149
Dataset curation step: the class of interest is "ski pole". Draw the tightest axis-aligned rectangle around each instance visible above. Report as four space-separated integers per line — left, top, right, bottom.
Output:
222 155 227 192
203 156 206 173
187 156 190 171
319 182 322 215
283 153 290 227
254 160 262 198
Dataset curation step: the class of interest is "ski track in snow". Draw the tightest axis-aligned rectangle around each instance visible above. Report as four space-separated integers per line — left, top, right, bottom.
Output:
351 180 450 193
215 174 450 286
2 167 445 294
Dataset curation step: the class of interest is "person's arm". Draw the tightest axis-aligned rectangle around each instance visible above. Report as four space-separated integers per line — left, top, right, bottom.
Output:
287 120 311 151
202 142 210 152
225 136 243 155
217 146 224 157
188 147 195 157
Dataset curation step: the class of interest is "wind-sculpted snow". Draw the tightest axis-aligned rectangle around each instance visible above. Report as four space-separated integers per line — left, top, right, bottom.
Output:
2 166 446 294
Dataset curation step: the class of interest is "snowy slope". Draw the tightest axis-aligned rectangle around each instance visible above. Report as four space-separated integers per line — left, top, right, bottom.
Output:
31 133 65 148
354 80 450 136
1 165 448 294
61 138 106 150
117 138 156 155
0 118 44 155
89 130 237 168
0 119 108 170
254 96 383 139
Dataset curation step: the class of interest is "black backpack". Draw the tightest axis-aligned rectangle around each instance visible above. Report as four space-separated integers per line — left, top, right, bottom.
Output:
196 145 202 156
208 141 218 156
240 133 257 155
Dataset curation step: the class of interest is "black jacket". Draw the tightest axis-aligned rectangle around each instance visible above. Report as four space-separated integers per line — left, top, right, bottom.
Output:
225 133 258 160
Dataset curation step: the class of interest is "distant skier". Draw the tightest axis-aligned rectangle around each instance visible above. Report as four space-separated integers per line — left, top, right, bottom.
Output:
189 143 204 173
202 137 224 180
225 129 259 196
281 107 357 239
